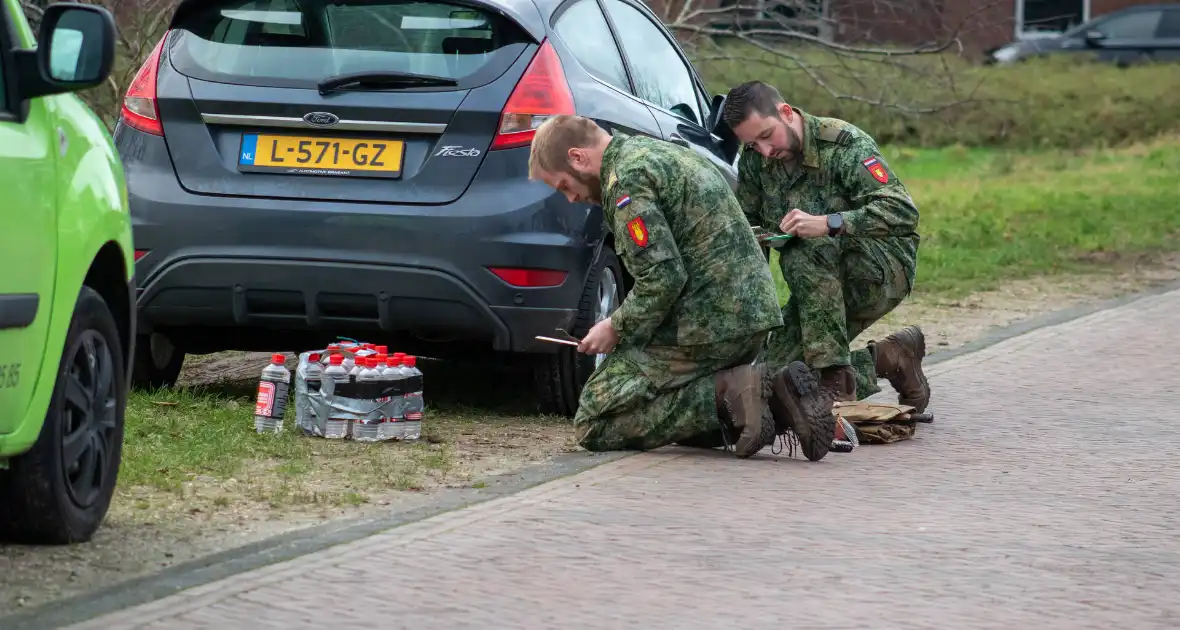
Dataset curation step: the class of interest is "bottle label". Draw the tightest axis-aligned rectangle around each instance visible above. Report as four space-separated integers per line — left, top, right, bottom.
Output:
404 391 424 420
255 379 289 419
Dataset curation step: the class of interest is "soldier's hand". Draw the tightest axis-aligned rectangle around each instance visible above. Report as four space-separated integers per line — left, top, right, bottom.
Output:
579 317 619 355
780 209 828 238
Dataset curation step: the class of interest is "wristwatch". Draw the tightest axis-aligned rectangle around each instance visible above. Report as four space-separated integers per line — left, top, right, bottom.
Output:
827 213 845 237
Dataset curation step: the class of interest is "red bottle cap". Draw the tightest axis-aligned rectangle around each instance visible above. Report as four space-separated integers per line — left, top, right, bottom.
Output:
389 355 402 366
376 345 388 354
329 354 344 365
309 353 321 362
405 356 416 367
271 353 285 364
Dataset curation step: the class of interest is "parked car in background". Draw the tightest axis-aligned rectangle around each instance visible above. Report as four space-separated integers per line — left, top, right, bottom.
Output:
0 1 135 544
116 0 742 416
988 3 1180 65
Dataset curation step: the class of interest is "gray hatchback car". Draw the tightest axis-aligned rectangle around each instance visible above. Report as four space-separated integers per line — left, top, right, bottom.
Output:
115 0 742 415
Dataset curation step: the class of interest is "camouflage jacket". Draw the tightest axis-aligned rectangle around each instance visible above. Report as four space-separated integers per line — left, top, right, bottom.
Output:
736 108 921 280
600 133 783 349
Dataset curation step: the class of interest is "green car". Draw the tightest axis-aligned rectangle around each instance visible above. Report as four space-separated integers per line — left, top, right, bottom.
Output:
0 1 134 544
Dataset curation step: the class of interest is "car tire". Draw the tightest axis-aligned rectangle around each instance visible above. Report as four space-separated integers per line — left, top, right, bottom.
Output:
534 249 625 417
131 332 183 390
0 286 127 545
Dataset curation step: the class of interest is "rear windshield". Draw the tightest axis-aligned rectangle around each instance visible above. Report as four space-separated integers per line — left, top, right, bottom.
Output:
169 0 531 89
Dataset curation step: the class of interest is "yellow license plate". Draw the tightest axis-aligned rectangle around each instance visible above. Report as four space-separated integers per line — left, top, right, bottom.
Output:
238 133 405 179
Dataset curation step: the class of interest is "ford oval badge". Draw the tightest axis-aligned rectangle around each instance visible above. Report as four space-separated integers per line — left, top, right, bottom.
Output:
303 112 340 127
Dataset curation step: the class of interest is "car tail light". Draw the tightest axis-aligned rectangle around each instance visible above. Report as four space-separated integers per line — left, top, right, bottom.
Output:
488 267 568 287
121 33 169 136
134 250 149 261
489 39 575 151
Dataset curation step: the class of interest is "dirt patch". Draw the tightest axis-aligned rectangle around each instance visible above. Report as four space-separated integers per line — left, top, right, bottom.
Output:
859 252 1180 350
3 254 1179 616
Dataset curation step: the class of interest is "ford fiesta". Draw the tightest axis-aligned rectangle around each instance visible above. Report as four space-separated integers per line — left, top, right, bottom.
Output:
115 0 742 415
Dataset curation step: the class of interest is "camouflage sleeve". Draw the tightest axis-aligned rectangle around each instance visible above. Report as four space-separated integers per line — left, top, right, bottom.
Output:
735 149 764 228
607 176 688 349
833 137 920 237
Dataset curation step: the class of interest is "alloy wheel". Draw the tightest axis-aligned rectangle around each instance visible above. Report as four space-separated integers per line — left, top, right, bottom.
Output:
595 266 620 368
59 330 118 509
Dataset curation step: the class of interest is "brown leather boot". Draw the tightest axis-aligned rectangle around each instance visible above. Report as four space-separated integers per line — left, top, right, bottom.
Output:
819 365 857 403
768 361 837 462
870 326 930 413
715 364 775 459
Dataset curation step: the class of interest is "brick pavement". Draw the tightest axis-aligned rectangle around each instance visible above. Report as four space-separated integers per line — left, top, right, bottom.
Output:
69 290 1180 629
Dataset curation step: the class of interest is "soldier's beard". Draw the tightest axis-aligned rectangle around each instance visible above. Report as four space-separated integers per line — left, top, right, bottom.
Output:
775 117 803 163
570 169 602 205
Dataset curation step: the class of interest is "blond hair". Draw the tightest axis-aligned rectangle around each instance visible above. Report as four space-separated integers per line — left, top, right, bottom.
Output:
528 114 606 180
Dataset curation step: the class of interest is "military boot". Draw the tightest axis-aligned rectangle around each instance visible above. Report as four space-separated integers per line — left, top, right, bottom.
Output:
870 326 931 413
715 364 776 459
819 365 857 403
768 361 837 462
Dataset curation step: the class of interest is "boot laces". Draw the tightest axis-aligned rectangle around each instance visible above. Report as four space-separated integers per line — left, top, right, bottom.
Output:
770 430 799 458
717 400 735 454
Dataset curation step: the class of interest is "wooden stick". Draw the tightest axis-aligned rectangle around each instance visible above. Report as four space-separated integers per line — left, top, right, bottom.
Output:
535 335 580 347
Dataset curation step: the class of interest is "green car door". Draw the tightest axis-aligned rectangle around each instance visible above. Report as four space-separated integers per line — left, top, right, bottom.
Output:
0 0 57 436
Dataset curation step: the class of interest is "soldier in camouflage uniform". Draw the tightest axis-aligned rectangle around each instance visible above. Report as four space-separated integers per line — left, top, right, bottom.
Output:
527 114 797 459
722 80 931 461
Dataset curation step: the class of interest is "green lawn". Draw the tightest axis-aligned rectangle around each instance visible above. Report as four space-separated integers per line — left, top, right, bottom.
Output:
770 135 1180 302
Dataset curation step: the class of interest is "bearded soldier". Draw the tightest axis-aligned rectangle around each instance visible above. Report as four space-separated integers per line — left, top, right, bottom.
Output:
723 80 931 460
528 114 837 459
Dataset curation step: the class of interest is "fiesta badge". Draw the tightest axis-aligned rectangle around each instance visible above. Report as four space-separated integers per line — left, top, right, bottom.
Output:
862 156 889 184
626 216 649 248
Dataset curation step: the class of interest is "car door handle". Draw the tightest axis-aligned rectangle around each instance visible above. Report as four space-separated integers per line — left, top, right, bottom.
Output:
669 133 690 147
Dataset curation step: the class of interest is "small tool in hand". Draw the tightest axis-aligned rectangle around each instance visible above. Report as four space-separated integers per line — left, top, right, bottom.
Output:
535 328 583 347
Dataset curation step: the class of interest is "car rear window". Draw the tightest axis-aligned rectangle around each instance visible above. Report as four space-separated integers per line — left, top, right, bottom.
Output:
169 0 531 89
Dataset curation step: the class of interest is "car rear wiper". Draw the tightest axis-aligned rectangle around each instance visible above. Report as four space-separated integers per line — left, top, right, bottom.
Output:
317 71 458 95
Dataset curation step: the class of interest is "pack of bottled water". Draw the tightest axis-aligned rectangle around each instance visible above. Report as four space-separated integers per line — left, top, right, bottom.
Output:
279 339 424 442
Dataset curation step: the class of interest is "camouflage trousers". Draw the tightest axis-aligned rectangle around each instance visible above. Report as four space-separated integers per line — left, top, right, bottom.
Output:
574 332 768 452
763 236 913 400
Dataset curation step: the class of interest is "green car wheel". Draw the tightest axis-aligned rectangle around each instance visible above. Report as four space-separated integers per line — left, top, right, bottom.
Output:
0 287 127 543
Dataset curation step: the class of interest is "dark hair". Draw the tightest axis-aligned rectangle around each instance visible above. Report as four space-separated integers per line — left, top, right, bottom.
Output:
721 81 785 129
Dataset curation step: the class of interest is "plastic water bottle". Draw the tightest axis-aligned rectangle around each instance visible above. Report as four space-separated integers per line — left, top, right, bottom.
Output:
402 356 424 441
353 357 383 442
323 354 351 439
254 353 291 434
348 355 365 383
321 344 341 364
305 352 323 395
380 355 406 441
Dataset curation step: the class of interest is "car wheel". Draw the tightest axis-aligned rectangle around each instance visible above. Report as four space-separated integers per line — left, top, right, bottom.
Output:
0 286 127 544
534 249 624 417
131 332 183 389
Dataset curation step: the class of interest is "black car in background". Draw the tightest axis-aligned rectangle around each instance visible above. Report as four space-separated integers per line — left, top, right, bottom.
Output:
115 0 743 415
989 3 1180 65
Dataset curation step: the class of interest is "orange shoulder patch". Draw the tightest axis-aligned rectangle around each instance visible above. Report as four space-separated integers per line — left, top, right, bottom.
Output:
862 156 889 184
626 216 649 248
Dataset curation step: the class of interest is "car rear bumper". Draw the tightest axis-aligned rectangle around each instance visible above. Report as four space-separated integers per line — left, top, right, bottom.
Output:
135 255 580 353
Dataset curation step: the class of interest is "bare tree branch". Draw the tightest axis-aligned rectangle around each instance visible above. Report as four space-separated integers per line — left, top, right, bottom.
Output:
660 0 1010 115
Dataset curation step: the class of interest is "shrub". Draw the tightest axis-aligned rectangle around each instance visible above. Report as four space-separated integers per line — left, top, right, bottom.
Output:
694 45 1180 149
